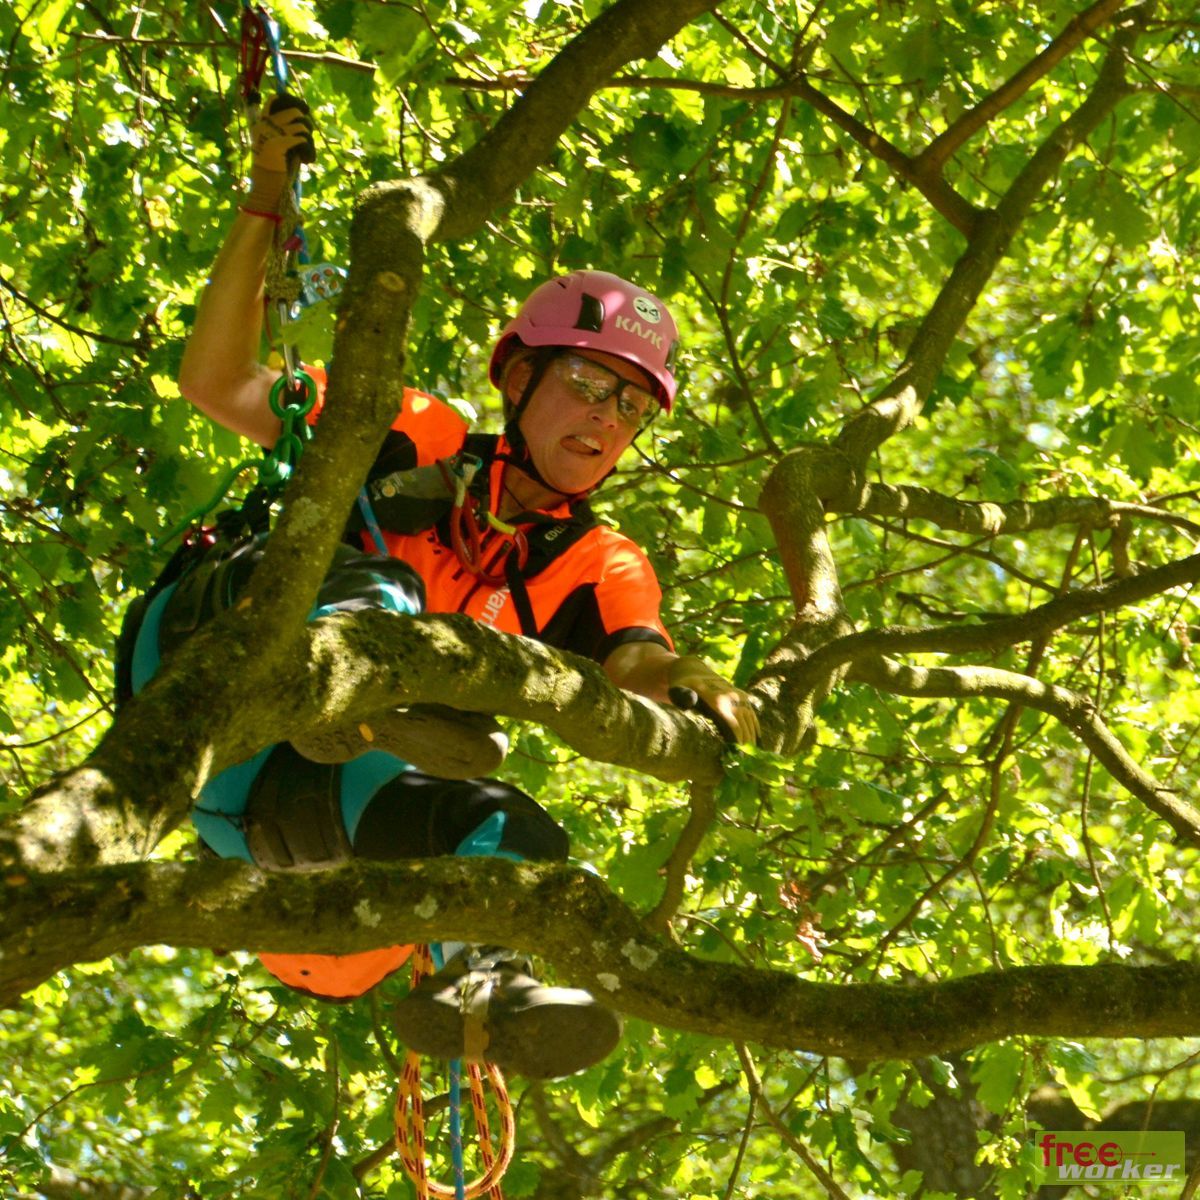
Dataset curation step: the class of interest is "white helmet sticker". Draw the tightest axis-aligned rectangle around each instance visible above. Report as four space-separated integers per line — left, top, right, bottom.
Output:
633 296 662 324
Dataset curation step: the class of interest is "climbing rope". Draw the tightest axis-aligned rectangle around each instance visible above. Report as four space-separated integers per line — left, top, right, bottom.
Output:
154 4 328 551
240 1 307 358
394 945 514 1200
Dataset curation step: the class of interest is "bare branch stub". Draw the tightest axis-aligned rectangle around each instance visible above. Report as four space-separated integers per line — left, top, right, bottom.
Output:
645 782 719 935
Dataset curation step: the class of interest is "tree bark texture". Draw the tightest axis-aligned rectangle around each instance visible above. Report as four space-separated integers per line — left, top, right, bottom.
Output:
4 858 1200 1060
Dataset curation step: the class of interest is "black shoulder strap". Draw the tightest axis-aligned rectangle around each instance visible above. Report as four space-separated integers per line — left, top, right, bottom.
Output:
463 433 500 490
505 552 540 638
353 434 502 542
520 499 599 579
500 500 601 639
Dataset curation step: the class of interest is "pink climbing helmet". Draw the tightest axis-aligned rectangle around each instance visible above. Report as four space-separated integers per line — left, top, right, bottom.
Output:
489 270 680 411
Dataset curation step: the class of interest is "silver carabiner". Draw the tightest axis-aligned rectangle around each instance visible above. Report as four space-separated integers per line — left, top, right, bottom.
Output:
277 297 299 387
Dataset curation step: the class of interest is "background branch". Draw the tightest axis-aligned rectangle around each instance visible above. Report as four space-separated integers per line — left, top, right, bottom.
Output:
851 657 1200 844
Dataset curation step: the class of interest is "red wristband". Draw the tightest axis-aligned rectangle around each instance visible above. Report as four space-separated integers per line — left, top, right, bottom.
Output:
238 206 282 224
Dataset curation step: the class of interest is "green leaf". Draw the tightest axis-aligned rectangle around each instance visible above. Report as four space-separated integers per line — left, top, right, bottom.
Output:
1091 183 1154 249
971 1043 1025 1115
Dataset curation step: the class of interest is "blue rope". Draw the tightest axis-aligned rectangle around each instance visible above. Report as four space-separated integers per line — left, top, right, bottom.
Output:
448 1062 467 1199
430 943 468 1200
357 489 389 553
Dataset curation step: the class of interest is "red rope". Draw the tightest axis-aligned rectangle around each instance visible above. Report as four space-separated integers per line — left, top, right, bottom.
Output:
394 946 514 1199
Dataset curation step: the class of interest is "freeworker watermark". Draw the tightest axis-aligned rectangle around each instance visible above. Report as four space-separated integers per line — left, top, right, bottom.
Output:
1035 1132 1186 1186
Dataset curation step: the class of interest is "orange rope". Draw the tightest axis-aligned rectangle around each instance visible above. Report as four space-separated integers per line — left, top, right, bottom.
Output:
394 946 515 1200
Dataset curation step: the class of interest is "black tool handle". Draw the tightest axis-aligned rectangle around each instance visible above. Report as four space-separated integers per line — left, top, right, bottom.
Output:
669 686 737 744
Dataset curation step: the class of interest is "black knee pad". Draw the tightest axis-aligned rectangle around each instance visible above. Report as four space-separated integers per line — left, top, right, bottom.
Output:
243 744 353 872
314 547 425 616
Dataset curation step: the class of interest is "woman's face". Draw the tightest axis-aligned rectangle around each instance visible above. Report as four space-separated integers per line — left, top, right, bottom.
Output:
509 349 654 496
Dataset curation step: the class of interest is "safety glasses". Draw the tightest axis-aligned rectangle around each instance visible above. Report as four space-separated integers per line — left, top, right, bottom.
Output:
551 352 658 433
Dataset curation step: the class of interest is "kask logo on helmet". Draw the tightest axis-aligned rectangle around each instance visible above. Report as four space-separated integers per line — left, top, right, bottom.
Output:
614 315 665 349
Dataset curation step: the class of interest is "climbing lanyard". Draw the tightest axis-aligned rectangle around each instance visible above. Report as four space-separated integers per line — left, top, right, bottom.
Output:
153 4 323 550
395 945 514 1200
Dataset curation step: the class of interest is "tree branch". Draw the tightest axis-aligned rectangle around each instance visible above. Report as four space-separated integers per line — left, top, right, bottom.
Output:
16 1167 154 1200
843 483 1200 540
754 445 855 753
834 9 1141 469
5 858 1200 1058
435 0 722 240
645 782 717 934
797 548 1200 679
760 545 1200 764
851 657 1200 845
777 74 980 236
751 15 1145 739
736 1045 852 1200
0 272 148 351
916 0 1128 171
0 611 728 873
447 71 982 234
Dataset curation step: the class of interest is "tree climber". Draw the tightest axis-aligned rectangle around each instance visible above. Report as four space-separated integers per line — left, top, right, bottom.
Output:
138 104 759 1079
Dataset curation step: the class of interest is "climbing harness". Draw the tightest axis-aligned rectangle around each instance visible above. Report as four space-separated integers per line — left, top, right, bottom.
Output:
395 945 514 1200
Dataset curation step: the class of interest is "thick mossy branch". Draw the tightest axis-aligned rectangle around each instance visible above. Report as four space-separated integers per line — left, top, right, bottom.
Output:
0 604 307 873
3 858 1200 1059
298 611 729 784
758 445 858 617
0 611 727 874
248 181 437 641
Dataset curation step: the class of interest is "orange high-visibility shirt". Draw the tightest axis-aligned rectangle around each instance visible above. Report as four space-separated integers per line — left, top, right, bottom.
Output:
260 370 672 1001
